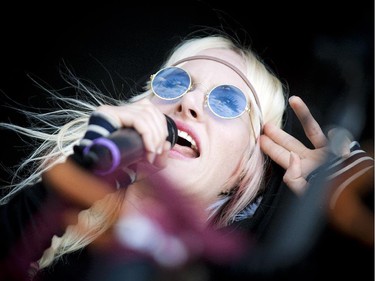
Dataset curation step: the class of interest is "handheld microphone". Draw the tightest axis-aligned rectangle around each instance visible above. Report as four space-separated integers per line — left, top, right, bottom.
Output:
83 115 178 175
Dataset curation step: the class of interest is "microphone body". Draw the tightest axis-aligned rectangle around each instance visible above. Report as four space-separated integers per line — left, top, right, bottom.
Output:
83 115 177 175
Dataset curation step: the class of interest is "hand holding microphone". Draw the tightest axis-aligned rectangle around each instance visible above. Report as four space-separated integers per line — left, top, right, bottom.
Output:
82 114 177 175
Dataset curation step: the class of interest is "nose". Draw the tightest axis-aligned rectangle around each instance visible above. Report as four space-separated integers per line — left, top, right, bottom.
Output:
175 87 205 120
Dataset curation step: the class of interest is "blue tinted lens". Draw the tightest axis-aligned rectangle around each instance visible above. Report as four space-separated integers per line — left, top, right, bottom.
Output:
151 67 191 100
208 85 247 118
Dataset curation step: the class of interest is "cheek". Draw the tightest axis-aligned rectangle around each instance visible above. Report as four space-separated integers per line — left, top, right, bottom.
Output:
150 96 163 108
199 130 250 204
217 137 248 177
217 123 250 160
150 96 175 113
210 124 251 179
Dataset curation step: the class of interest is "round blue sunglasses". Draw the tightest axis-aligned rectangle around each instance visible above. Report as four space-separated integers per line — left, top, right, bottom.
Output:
150 55 263 140
151 66 249 119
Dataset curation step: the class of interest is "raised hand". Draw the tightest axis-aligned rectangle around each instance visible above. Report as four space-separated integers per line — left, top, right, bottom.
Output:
260 96 329 194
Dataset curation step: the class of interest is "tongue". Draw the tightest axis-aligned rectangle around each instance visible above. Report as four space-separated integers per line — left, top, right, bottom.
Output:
172 144 199 158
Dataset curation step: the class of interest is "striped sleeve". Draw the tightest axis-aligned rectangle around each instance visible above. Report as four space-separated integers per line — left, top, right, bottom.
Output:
73 111 137 188
318 141 374 245
324 141 374 208
79 111 121 147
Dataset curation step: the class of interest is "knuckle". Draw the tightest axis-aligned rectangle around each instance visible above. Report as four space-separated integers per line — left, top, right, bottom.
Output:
96 104 113 112
283 174 290 184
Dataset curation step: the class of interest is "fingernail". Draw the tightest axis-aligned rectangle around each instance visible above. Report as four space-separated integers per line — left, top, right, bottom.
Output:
148 145 156 153
157 146 163 154
164 141 172 151
147 152 156 164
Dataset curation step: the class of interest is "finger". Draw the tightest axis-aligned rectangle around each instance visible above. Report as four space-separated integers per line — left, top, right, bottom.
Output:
121 114 160 154
146 151 157 164
143 106 169 154
262 122 308 156
96 105 123 127
153 141 172 168
289 96 327 148
129 111 165 154
130 99 169 154
259 134 290 169
283 152 308 195
132 99 167 152
97 104 158 153
104 101 168 154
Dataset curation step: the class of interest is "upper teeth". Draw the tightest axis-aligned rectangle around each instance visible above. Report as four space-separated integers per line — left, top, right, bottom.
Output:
178 129 198 151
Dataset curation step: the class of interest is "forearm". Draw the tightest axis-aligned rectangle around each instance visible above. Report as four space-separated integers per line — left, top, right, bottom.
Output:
308 141 374 245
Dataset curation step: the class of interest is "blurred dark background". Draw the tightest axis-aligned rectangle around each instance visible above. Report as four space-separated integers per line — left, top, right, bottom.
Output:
0 1 373 174
0 1 373 280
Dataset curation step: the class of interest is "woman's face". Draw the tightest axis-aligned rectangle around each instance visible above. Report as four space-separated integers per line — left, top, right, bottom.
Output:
150 48 254 206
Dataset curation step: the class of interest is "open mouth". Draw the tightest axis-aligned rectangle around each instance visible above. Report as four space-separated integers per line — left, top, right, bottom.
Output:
175 129 200 158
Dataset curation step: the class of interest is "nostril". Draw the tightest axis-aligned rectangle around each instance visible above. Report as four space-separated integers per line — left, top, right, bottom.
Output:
177 102 199 118
189 109 197 118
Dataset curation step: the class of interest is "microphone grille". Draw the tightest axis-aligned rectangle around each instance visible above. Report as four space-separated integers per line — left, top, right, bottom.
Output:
165 115 178 147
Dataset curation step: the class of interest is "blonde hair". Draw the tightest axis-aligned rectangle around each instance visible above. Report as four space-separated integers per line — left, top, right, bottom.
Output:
133 34 287 226
0 33 287 272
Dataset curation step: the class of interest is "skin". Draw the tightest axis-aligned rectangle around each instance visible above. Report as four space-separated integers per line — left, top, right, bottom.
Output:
260 95 328 194
97 48 254 209
97 50 329 213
